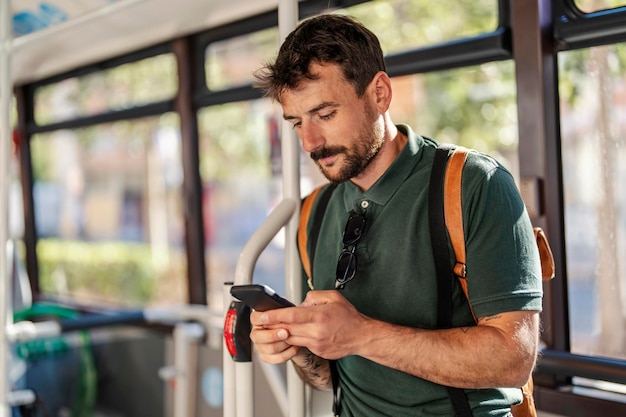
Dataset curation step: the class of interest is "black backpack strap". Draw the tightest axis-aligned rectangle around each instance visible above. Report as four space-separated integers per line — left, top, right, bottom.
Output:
430 145 455 328
429 144 473 417
331 360 342 417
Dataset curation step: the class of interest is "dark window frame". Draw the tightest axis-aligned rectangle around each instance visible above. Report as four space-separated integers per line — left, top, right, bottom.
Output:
554 0 626 50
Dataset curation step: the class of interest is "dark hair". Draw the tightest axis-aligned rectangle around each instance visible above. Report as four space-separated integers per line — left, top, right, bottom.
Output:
254 14 386 102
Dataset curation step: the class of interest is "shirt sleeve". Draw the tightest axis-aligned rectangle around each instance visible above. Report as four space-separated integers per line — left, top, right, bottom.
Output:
461 155 543 318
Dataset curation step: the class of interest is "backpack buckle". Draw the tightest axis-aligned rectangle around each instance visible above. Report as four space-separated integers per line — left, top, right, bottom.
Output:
453 262 466 278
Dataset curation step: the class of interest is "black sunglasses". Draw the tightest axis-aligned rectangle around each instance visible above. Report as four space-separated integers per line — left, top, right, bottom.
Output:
335 211 366 289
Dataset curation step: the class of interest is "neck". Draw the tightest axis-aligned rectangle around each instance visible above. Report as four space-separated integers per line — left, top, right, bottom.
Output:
351 123 407 191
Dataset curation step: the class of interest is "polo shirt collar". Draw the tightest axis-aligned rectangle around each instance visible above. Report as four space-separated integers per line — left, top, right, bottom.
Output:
342 124 425 210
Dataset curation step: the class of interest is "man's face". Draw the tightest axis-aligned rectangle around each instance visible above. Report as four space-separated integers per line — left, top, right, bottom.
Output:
281 62 384 183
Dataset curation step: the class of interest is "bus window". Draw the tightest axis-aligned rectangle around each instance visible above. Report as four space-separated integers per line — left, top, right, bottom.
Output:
205 28 279 91
390 61 519 178
559 43 626 363
30 114 188 307
346 0 498 55
34 54 177 126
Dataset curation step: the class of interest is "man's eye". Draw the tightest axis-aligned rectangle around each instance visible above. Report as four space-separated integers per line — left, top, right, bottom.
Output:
319 111 336 121
291 121 302 130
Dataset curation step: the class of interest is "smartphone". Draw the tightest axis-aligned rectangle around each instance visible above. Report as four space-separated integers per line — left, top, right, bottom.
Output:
230 284 295 311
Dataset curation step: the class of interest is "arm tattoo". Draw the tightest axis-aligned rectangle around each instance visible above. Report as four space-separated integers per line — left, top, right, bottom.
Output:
480 314 502 323
293 349 332 391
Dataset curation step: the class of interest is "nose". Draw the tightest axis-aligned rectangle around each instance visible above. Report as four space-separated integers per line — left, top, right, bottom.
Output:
299 121 324 153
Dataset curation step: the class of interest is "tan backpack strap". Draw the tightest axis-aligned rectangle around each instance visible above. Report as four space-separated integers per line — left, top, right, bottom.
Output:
444 146 469 277
298 186 324 284
443 147 542 417
534 227 555 281
443 146 476 321
511 378 538 417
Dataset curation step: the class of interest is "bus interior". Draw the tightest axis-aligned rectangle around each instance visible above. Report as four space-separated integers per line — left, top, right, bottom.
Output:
1 0 626 416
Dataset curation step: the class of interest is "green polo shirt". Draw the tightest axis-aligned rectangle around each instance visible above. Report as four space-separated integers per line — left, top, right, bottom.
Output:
301 125 543 416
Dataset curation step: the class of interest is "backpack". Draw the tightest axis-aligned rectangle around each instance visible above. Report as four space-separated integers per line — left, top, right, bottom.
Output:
297 144 555 417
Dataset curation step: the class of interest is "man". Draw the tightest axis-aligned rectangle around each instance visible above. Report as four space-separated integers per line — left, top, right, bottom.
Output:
250 13 543 417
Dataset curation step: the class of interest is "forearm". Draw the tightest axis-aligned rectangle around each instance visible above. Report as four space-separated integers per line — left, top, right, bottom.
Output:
262 291 538 390
357 311 539 389
291 347 333 391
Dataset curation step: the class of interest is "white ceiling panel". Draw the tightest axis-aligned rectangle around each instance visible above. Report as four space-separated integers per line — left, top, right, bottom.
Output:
9 0 282 84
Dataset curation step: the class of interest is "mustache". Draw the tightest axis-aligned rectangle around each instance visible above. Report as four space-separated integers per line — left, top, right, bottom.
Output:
310 146 346 161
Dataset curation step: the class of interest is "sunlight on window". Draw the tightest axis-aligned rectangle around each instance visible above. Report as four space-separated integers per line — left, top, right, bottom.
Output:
345 0 498 54
205 28 279 90
559 44 626 361
575 0 626 13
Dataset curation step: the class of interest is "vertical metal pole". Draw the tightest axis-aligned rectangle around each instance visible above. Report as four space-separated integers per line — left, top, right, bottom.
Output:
172 323 204 417
277 1 305 417
234 362 254 417
0 0 12 416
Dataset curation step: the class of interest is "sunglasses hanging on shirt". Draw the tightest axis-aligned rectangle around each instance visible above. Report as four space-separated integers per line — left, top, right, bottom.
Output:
335 211 366 289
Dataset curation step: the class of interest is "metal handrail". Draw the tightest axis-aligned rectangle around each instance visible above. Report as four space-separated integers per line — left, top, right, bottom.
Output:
233 199 298 287
537 349 626 385
223 198 297 417
8 305 216 417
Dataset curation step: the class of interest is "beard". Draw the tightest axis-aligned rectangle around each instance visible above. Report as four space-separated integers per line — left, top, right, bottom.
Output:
310 105 384 184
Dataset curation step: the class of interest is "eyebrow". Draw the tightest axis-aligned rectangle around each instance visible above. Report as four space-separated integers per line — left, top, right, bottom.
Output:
283 101 338 121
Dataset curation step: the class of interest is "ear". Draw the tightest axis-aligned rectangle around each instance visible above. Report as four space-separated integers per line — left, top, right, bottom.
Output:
370 71 393 112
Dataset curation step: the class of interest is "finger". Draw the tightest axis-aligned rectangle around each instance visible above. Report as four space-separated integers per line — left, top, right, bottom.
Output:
250 327 289 344
250 307 300 326
257 345 301 365
253 338 292 356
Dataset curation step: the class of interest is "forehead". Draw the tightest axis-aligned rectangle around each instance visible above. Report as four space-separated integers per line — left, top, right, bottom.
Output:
279 63 357 111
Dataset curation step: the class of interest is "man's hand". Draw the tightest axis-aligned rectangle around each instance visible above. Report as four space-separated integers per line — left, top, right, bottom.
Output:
249 291 352 391
250 290 365 360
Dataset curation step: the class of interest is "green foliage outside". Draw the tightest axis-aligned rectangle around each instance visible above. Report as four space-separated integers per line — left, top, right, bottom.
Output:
37 239 158 306
348 0 497 54
198 102 273 182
